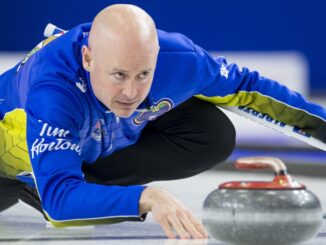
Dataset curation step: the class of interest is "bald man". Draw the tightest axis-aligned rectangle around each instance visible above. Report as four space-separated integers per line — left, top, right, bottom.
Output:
1 4 326 240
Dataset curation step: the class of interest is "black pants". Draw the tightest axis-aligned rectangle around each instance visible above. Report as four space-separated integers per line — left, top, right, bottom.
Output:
0 177 24 211
0 97 235 212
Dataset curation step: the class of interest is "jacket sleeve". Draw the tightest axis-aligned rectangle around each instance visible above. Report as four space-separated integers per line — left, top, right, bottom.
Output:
193 45 326 143
25 82 146 227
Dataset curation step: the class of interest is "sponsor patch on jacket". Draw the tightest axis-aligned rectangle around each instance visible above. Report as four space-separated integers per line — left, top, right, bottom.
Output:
133 98 173 125
91 120 104 141
30 121 81 159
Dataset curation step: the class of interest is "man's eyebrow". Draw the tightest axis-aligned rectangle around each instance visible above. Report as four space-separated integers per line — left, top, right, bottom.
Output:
111 68 130 73
111 68 153 73
143 68 153 72
138 68 153 73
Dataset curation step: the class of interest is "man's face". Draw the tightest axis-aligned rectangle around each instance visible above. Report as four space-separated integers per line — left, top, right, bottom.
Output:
82 41 159 118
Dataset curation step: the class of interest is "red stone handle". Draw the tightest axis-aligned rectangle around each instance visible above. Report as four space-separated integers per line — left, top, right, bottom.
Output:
218 156 306 190
235 156 287 174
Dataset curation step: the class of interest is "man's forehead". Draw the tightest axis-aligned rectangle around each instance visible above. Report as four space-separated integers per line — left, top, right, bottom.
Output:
94 41 157 56
97 46 158 62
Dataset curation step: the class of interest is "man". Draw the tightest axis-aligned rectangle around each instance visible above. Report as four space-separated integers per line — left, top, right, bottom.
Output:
0 4 325 240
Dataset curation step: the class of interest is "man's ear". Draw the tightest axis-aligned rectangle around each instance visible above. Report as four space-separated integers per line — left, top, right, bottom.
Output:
82 45 92 72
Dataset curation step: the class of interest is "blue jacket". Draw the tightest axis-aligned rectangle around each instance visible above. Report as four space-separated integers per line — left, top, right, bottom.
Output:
0 23 325 226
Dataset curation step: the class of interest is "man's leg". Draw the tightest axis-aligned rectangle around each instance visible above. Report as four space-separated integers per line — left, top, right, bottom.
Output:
0 176 24 212
83 97 236 186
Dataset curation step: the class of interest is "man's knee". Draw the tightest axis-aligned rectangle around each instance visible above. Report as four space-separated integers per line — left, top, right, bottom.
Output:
204 102 235 161
178 98 236 172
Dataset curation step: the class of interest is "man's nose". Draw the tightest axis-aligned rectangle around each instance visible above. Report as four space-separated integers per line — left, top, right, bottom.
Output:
122 80 137 99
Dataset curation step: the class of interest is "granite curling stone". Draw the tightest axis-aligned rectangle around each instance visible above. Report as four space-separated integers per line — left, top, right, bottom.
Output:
202 156 323 245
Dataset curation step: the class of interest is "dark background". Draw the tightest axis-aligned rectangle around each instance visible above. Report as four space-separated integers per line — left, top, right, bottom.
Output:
1 0 325 95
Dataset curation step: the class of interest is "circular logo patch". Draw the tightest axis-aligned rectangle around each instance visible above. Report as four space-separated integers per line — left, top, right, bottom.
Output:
133 98 173 125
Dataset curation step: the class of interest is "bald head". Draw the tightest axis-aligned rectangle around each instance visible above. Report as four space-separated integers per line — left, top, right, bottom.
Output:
89 4 159 54
82 4 160 118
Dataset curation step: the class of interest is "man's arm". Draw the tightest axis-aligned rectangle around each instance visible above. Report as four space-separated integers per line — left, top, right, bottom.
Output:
193 45 326 143
25 81 208 238
25 82 145 226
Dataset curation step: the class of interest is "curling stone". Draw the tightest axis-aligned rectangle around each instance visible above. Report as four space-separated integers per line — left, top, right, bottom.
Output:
202 157 323 245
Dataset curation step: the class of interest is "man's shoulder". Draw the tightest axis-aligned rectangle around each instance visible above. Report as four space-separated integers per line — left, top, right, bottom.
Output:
157 29 196 53
25 80 87 130
27 80 86 114
21 23 91 92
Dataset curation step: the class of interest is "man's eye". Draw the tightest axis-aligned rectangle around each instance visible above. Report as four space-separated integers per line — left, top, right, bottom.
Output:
114 72 126 80
138 71 149 79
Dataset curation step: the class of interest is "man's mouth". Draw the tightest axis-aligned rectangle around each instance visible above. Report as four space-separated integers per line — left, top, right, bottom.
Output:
116 101 137 106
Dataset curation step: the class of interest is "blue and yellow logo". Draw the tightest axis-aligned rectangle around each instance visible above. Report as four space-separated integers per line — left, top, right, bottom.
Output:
133 98 173 125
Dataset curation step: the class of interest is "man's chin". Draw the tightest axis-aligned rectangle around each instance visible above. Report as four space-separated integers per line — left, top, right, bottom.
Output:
113 109 136 118
109 102 141 118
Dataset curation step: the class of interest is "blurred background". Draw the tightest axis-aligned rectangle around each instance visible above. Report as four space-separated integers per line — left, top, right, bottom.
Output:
1 0 325 175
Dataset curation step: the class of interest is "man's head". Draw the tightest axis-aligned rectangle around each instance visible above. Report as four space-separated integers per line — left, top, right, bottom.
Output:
82 4 159 118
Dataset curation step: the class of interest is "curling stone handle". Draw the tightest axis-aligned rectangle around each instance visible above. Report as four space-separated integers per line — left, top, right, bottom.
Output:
235 157 287 174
